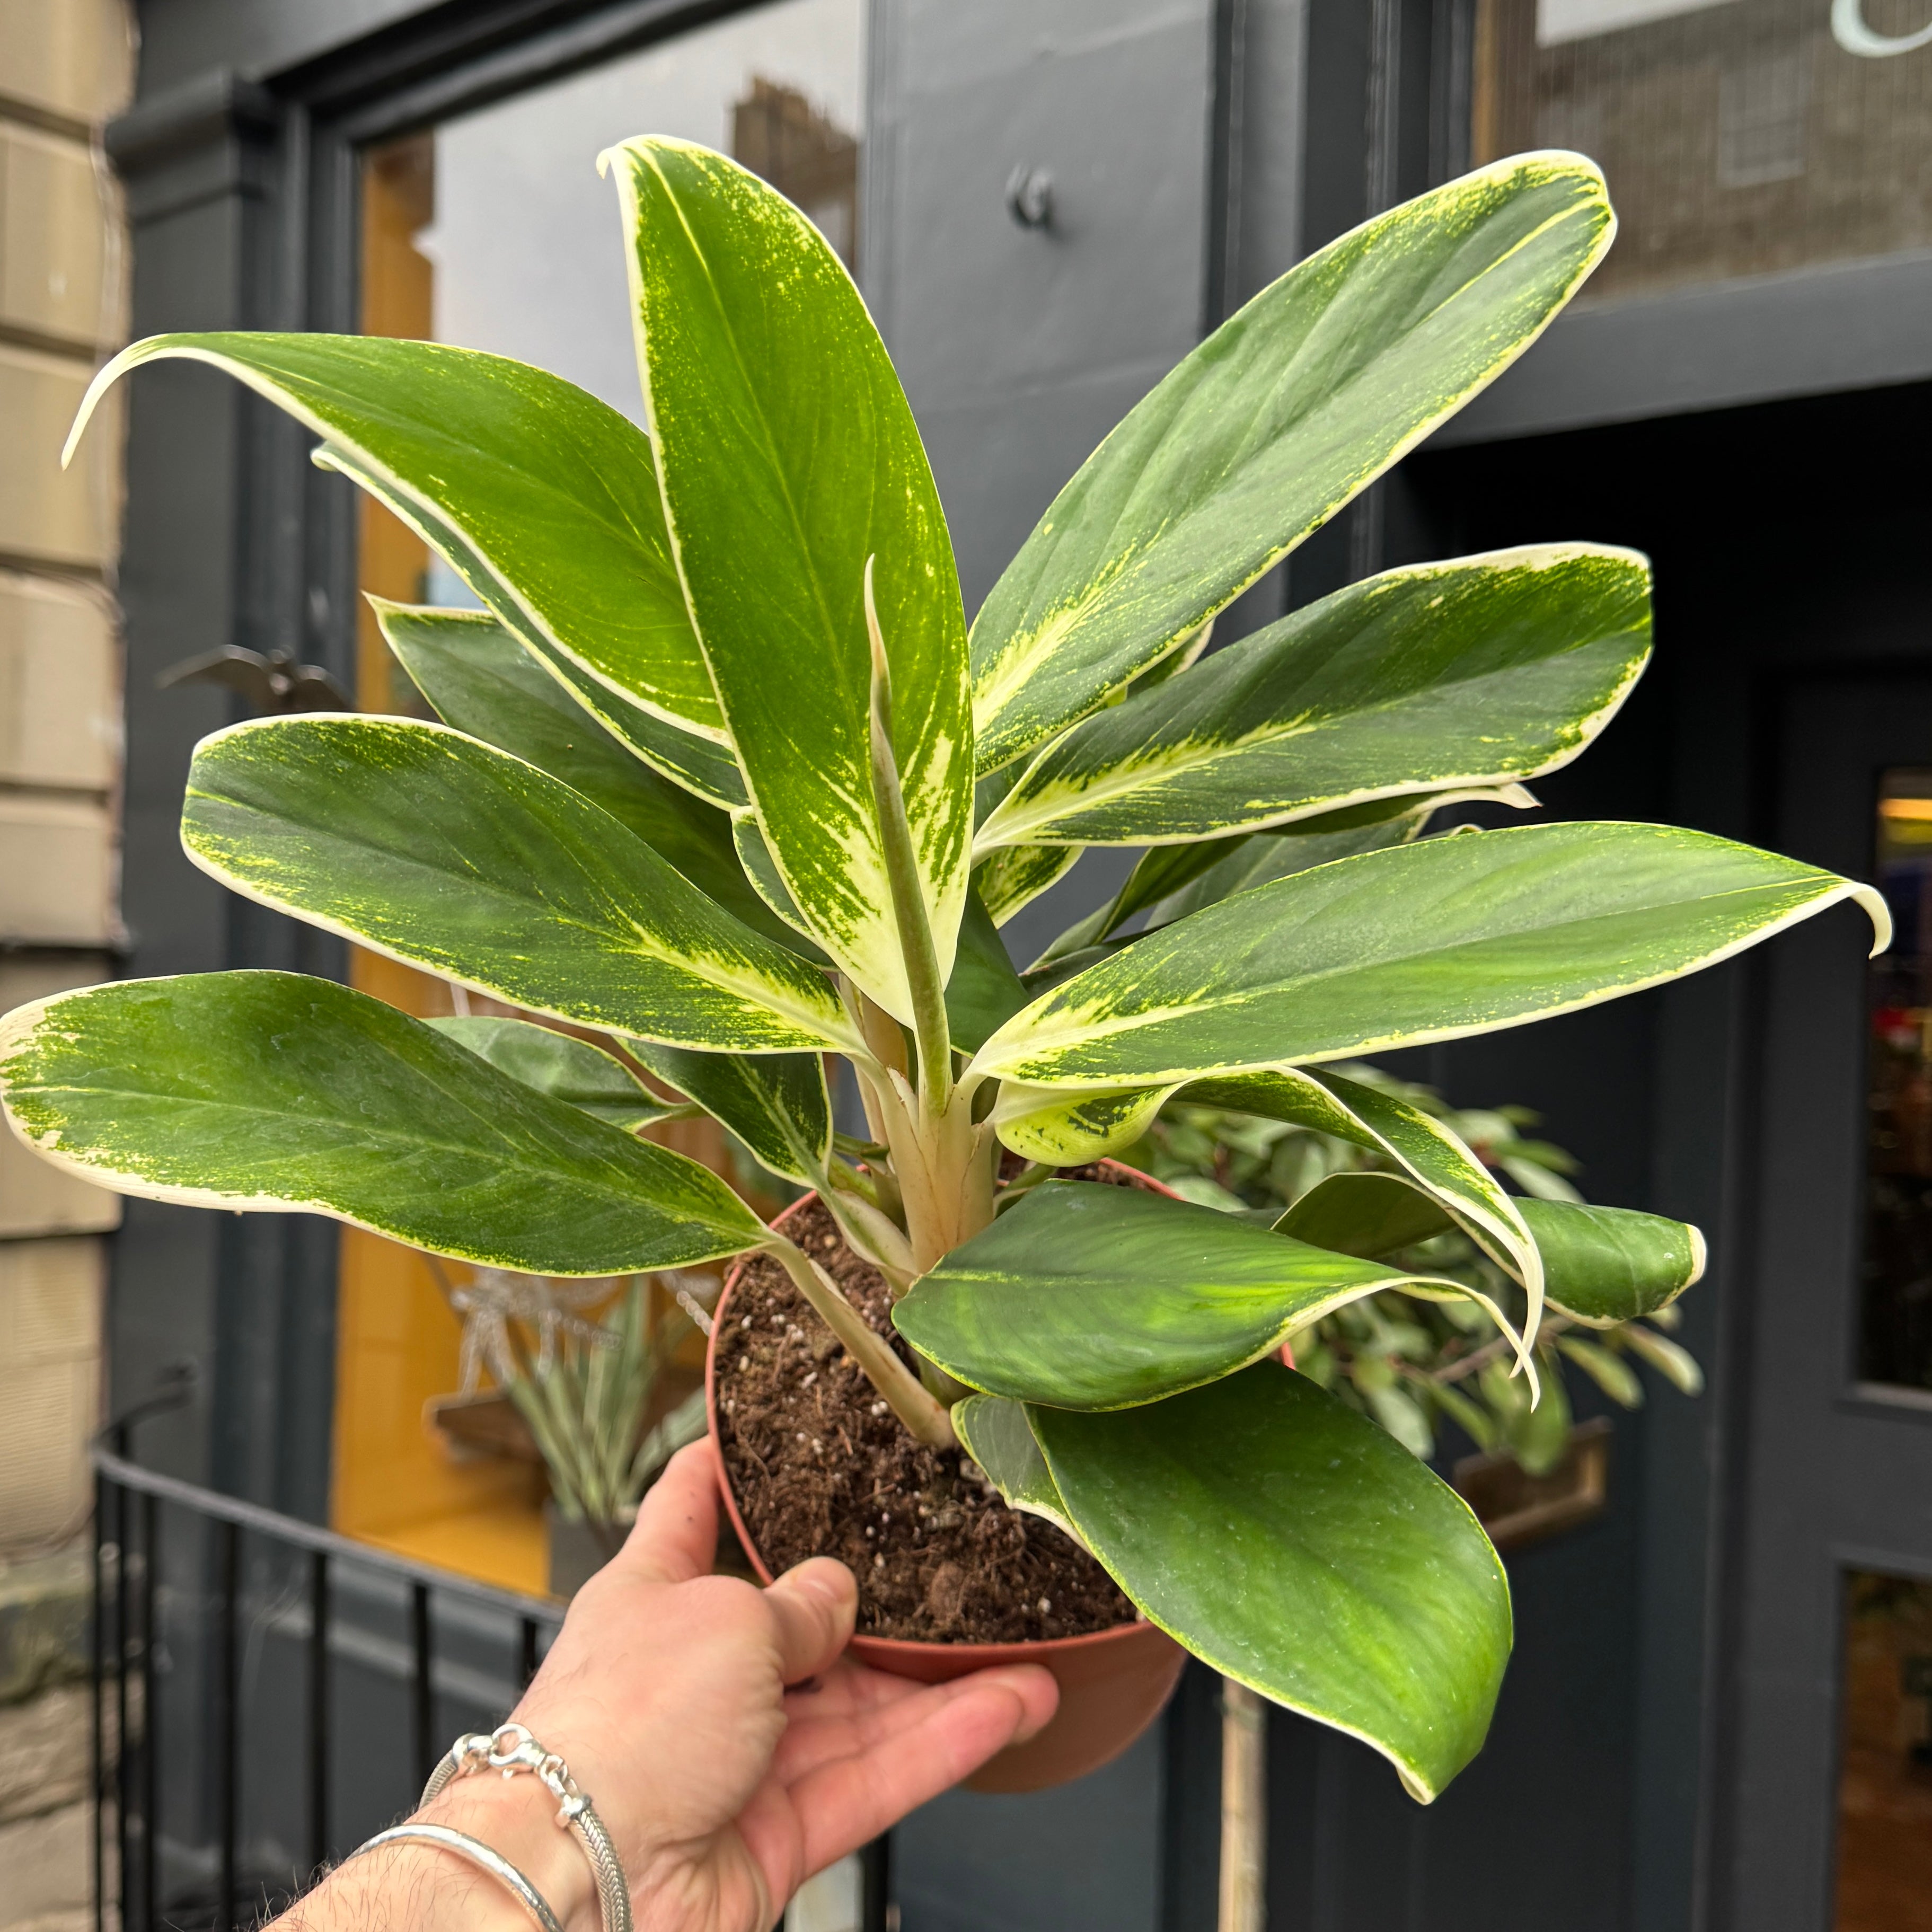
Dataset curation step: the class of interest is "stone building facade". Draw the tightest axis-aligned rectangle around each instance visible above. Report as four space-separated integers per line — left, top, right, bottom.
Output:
0 3 135 1926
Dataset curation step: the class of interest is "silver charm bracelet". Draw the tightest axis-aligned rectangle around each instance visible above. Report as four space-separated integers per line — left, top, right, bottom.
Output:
348 1721 632 1932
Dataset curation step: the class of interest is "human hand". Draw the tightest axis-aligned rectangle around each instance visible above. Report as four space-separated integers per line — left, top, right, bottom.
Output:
292 1440 1057 1932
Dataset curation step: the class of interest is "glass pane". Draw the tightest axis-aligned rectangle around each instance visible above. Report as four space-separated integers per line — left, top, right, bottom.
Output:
336 0 863 1585
1864 770 1932 1391
1834 1571 1932 1930
1472 0 1932 304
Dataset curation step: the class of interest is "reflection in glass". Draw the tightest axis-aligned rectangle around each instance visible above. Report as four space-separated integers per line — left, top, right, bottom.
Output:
1864 772 1932 1390
330 0 864 1592
1834 1572 1932 1930
1473 0 1932 304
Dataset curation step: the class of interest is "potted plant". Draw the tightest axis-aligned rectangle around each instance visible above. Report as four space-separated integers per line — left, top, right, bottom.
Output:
429 1260 711 1596
1 142 1885 1804
1130 1077 1702 1477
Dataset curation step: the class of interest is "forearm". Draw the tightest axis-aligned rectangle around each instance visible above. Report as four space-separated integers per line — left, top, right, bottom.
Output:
281 1776 601 1932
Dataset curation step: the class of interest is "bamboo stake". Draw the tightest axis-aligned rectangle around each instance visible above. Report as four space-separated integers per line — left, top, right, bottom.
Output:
1220 1678 1266 1932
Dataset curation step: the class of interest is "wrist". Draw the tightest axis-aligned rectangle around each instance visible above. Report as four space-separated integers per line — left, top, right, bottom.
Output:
419 1774 603 1932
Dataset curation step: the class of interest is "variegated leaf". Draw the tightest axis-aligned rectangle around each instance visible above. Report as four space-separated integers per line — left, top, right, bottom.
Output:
68 333 722 737
183 716 859 1055
627 1040 831 1187
425 1016 677 1131
950 1395 1081 1540
971 823 1889 1087
991 1061 1544 1335
969 154 1616 774
0 974 769 1274
377 601 790 942
1030 790 1530 970
1276 1174 1705 1327
1186 1066 1544 1338
976 546 1649 852
1033 1368 1510 1801
975 844 1082 927
607 138 973 1020
323 447 746 810
895 1181 1468 1409
1140 796 1473 927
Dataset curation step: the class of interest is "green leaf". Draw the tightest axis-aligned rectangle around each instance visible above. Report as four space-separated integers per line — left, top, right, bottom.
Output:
1031 792 1526 969
976 545 1649 850
0 973 770 1274
1140 796 1471 927
971 823 1890 1088
330 451 746 811
950 1395 1080 1540
1275 1171 1458 1257
729 817 819 943
68 333 721 738
943 886 1031 1054
1031 1365 1511 1801
1619 1322 1705 1395
376 602 797 943
1278 1176 1703 1335
425 1015 676 1131
895 1181 1464 1410
626 1041 830 1188
1555 1335 1644 1408
183 715 860 1055
992 1082 1172 1166
1485 1354 1574 1475
975 844 1081 926
1519 1198 1705 1325
1186 1066 1543 1337
968 153 1616 774
991 1059 1541 1331
608 138 974 1020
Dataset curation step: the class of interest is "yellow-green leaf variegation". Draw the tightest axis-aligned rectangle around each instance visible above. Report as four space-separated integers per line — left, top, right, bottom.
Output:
13 142 1889 1807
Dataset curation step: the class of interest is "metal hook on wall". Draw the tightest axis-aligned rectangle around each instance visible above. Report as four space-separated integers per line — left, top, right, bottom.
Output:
1005 164 1054 230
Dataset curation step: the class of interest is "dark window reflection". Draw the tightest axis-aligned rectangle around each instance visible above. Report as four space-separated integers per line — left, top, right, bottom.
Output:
1833 1571 1932 1930
1863 771 1932 1390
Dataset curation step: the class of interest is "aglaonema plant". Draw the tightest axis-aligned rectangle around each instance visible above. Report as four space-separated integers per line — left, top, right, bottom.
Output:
0 141 1887 1804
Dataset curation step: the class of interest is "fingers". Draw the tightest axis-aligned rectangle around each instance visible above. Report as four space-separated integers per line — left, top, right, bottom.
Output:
776 1661 1057 1785
763 1557 857 1686
781 1657 924 1724
615 1439 721 1584
786 1666 1059 1873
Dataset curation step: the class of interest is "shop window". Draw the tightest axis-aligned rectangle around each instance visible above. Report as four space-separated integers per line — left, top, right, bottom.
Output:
339 0 862 1591
1472 0 1932 304
1864 770 1932 1393
1834 1571 1932 1929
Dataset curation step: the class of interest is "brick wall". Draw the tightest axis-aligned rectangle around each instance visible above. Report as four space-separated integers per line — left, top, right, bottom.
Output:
0 3 135 1925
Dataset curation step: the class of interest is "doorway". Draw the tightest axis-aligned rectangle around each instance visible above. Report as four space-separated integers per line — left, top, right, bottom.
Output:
1723 673 1932 1928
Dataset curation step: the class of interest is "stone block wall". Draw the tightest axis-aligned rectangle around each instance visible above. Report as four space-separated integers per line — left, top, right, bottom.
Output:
0 3 136 1925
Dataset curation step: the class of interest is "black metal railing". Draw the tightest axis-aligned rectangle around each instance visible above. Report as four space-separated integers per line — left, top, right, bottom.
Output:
93 1445 564 1931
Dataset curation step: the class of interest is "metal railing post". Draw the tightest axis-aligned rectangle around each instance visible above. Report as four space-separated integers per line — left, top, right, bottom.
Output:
411 1582 435 1787
139 1493 158 1932
91 1467 107 1932
308 1549 330 1875
216 1519 239 1932
84 1444 566 1929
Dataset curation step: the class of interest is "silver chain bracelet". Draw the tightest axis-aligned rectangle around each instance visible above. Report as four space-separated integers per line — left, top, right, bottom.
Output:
419 1722 633 1932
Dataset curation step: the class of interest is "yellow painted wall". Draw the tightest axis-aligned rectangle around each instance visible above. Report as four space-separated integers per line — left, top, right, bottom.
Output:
332 137 736 1593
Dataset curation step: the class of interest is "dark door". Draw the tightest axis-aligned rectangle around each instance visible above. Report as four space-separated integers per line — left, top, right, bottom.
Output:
1722 673 1932 1929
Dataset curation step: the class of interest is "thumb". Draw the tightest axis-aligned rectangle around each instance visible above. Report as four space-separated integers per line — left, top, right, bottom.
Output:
615 1439 721 1584
764 1557 857 1685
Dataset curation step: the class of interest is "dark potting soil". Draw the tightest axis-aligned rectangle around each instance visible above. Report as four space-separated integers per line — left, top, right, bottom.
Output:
714 1185 1140 1645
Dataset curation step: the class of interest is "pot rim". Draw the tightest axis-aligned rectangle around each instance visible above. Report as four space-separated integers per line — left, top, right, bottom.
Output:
703 1159 1170 1660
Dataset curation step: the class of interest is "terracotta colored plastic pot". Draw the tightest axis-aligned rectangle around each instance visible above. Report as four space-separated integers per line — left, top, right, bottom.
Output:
705 1165 1187 1794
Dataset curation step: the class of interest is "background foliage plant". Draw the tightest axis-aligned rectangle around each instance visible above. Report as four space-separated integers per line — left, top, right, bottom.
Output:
0 139 1887 1803
1130 1080 1702 1469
